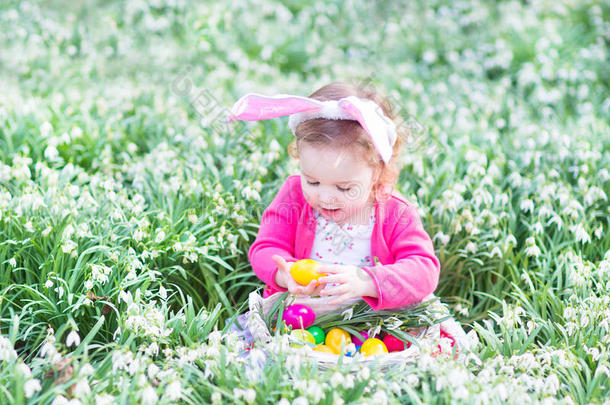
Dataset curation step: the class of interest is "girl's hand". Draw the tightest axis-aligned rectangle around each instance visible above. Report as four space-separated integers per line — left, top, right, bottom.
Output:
317 264 377 305
272 255 326 296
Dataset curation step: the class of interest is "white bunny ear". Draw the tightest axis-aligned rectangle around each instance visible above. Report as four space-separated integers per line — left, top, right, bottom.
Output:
338 96 397 163
228 93 324 122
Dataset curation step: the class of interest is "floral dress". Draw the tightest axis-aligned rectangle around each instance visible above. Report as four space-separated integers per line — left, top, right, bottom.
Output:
310 208 375 266
310 208 375 290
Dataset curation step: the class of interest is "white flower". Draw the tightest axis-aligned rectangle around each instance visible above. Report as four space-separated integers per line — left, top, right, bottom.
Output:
243 388 256 404
569 223 591 244
372 389 388 405
524 237 541 258
141 386 158 405
165 380 182 401
66 330 81 347
24 378 41 398
8 257 16 267
45 279 54 288
330 371 345 388
520 199 534 213
40 121 53 137
51 395 69 405
155 229 166 243
406 374 419 386
17 362 32 378
490 246 503 258
73 379 91 397
95 393 115 405
433 231 450 246
211 391 222 405
292 396 309 405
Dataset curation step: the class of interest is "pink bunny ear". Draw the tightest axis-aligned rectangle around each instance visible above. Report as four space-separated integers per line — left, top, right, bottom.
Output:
228 93 323 122
339 97 397 163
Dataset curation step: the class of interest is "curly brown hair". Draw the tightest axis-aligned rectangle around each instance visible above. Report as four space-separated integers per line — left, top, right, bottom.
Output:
287 81 406 202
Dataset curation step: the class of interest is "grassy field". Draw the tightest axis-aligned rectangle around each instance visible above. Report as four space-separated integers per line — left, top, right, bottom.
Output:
0 0 608 403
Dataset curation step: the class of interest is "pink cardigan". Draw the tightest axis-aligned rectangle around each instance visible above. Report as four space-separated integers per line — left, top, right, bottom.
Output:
248 175 440 310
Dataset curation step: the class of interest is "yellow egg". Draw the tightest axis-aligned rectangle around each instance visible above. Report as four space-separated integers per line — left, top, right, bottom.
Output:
360 338 389 357
290 259 327 286
325 328 351 354
289 329 316 348
313 344 336 354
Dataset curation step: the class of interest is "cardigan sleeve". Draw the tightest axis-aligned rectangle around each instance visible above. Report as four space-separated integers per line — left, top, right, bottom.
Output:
361 204 440 310
248 176 302 292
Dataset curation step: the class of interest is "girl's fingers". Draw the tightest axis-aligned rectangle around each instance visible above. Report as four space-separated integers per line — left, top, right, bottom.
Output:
320 284 348 297
318 275 342 284
327 293 353 306
317 265 342 274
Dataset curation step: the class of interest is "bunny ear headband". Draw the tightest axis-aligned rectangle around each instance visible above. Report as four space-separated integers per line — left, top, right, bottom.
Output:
227 93 397 163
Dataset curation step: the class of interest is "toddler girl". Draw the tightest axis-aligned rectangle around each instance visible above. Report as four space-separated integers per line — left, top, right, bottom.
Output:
229 82 469 351
231 82 439 310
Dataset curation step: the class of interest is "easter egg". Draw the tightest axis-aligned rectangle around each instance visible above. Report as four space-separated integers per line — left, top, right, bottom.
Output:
325 328 351 354
351 331 369 346
289 329 316 347
290 259 327 286
282 304 315 329
307 326 325 344
313 344 335 354
383 334 407 352
360 338 388 357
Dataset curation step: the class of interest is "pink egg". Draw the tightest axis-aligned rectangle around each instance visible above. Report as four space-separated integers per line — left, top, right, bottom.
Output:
383 334 407 352
282 304 315 329
351 331 369 346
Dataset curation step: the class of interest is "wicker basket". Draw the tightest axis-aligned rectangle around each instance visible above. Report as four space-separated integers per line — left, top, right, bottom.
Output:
244 290 446 370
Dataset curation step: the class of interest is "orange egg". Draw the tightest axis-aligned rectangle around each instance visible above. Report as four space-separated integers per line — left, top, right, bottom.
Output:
325 328 351 354
290 259 327 286
313 344 336 354
360 338 388 357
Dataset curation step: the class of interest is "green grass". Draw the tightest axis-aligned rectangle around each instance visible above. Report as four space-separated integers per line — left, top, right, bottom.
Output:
0 0 608 403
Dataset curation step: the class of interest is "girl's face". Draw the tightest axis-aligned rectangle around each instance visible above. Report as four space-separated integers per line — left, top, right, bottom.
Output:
299 142 377 225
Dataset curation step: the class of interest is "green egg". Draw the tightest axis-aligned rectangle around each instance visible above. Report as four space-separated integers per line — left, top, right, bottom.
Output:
306 326 326 345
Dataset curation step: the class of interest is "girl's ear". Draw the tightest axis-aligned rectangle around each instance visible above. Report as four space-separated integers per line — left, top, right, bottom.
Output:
375 183 394 203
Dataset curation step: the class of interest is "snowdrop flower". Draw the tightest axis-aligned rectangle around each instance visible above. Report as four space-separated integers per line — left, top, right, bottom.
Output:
210 391 222 405
243 388 256 404
372 389 388 405
524 237 541 258
292 396 309 405
8 257 16 267
73 379 91 397
520 199 534 213
155 229 166 243
24 378 42 398
141 386 157 405
569 223 591 244
51 395 71 405
94 394 114 405
165 380 182 401
66 330 81 347
433 231 450 246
